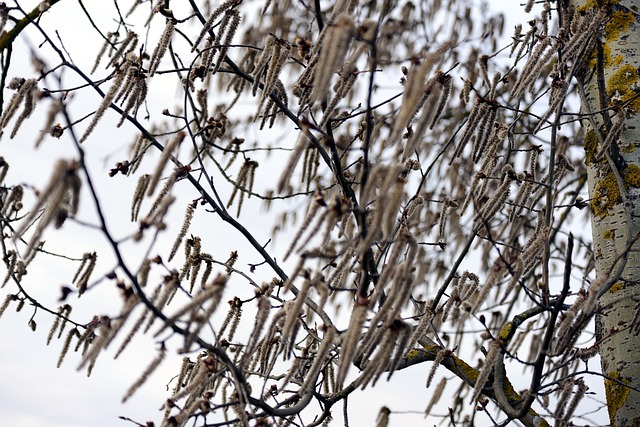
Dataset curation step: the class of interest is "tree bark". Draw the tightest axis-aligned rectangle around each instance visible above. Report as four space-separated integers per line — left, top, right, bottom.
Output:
571 0 640 425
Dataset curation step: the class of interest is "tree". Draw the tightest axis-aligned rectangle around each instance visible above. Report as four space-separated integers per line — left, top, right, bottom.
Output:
571 0 640 425
0 0 638 426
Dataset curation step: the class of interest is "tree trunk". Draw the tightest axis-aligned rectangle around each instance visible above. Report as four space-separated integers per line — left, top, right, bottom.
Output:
571 0 640 425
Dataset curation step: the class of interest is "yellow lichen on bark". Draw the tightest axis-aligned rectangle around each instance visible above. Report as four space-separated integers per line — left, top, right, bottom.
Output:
605 11 635 41
620 141 637 153
605 371 631 424
584 129 601 166
587 6 634 78
589 164 640 218
608 281 625 292
623 163 640 186
591 172 621 218
499 323 512 340
579 0 620 9
450 354 480 383
405 348 424 362
413 340 551 426
598 43 625 69
606 65 640 112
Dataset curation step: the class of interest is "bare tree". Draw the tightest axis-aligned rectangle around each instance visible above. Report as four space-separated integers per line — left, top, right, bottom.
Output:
0 0 639 426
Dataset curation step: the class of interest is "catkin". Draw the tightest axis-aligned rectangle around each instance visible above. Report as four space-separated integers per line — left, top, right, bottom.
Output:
0 294 16 319
310 15 356 104
168 202 195 261
80 69 128 142
256 38 291 117
402 75 442 160
390 52 441 144
13 160 81 256
57 328 79 368
376 407 391 427
122 349 166 402
277 132 310 193
9 81 39 139
1 79 38 135
336 300 368 387
425 377 446 416
192 0 241 52
473 165 514 231
147 132 185 197
426 348 450 387
106 31 138 69
212 9 241 74
471 339 502 401
299 326 336 395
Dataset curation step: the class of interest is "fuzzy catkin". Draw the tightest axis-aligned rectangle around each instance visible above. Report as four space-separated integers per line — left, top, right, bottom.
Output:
511 36 555 99
402 76 442 160
106 31 138 68
277 132 310 193
241 296 271 366
336 301 368 387
147 132 185 197
0 78 38 131
115 285 161 359
562 379 587 422
207 8 241 75
122 350 166 402
192 0 241 52
282 279 311 357
299 326 336 395
310 15 356 104
80 69 128 142
10 81 39 139
46 305 70 345
319 64 359 128
57 328 79 368
357 329 395 388
471 339 502 401
131 174 151 222
117 76 147 126
252 35 277 96
390 52 441 144
168 203 195 262
376 407 391 427
450 100 483 163
473 165 514 231
0 294 16 319
425 377 446 416
13 159 81 256
426 348 449 387
257 39 291 117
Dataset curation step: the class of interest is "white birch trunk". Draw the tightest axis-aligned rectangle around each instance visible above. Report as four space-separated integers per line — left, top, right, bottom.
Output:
571 1 640 425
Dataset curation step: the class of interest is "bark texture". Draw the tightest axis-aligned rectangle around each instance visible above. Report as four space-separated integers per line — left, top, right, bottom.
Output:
572 0 640 425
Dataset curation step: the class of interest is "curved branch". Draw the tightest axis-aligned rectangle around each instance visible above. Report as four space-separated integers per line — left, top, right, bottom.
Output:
0 0 63 52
